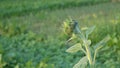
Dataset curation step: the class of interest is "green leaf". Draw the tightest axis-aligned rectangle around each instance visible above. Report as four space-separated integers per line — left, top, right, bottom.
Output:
85 26 95 39
66 43 82 53
87 40 91 46
14 65 19 68
66 33 76 43
75 26 86 41
73 56 88 68
94 35 111 50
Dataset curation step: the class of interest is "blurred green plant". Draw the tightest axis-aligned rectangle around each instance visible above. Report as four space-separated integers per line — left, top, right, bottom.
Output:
0 22 28 37
0 0 110 18
0 54 6 68
64 20 111 68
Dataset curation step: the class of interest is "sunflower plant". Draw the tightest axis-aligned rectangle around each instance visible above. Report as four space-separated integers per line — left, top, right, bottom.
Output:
63 20 111 68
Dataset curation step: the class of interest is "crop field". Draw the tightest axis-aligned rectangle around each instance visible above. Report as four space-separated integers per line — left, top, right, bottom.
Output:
0 0 120 68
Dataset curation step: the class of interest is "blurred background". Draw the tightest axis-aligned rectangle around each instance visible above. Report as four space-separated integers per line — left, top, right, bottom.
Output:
0 0 120 68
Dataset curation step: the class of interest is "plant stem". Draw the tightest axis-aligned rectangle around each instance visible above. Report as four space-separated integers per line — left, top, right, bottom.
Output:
84 40 93 65
93 50 97 64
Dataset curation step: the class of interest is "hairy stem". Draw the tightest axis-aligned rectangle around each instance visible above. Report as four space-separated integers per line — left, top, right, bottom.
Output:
84 40 93 65
93 50 97 64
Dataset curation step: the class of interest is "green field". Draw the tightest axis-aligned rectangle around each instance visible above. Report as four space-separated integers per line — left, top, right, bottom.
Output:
0 0 110 18
0 0 120 68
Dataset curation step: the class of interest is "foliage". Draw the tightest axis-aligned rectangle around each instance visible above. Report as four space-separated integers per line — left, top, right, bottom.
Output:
0 1 120 68
0 0 111 18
